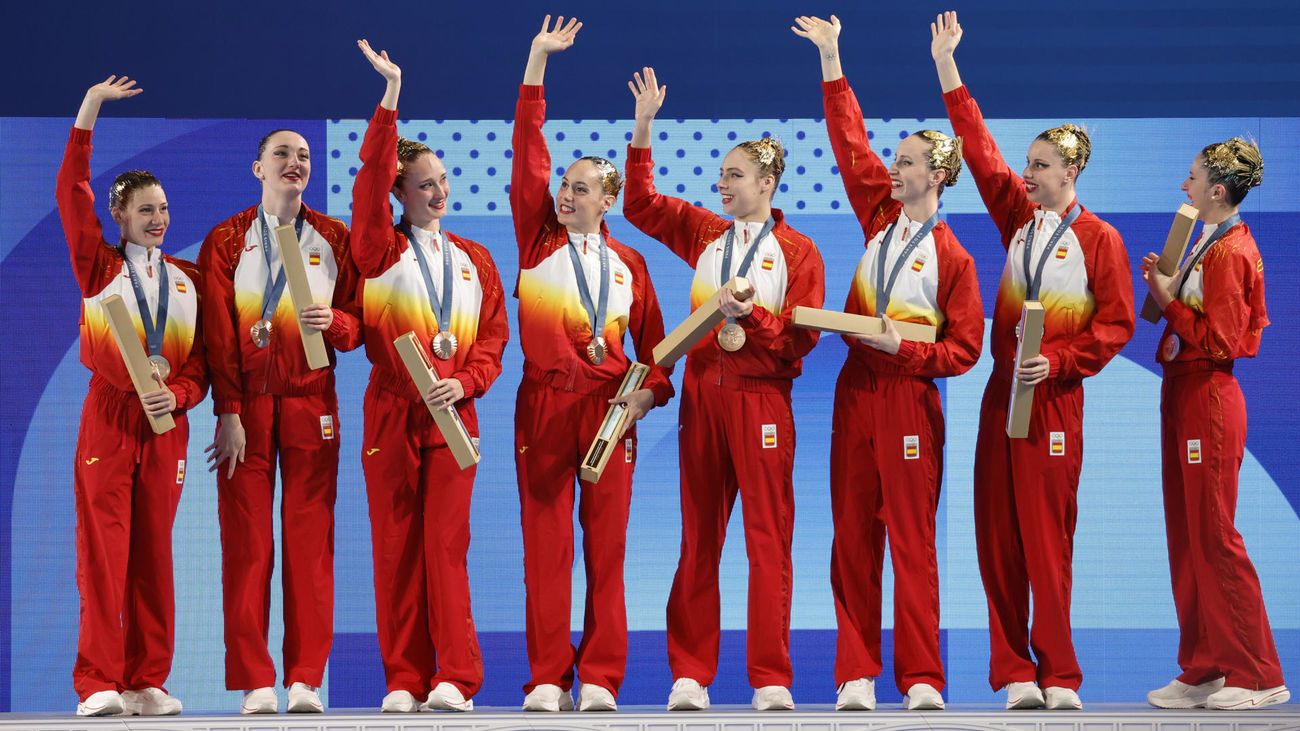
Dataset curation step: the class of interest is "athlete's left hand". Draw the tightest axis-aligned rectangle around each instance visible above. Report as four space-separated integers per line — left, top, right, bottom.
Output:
300 303 334 331
425 377 465 408
1016 354 1050 386
609 388 654 441
855 315 902 354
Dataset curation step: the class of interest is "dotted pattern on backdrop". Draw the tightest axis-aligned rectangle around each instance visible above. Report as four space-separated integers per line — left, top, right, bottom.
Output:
326 117 951 218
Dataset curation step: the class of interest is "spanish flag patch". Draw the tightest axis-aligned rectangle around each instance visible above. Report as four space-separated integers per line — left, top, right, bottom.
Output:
761 256 775 271
320 415 335 440
911 257 925 272
762 423 777 449
175 459 186 485
904 435 919 460
175 279 187 294
1055 243 1069 260
615 270 625 285
309 248 321 266
461 265 472 281
1187 439 1201 464
1049 431 1066 456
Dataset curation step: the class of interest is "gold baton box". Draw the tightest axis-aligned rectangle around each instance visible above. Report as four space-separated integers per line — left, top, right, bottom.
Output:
394 331 480 470
274 223 330 370
653 276 754 367
102 294 175 435
1140 203 1199 324
579 362 650 483
1006 301 1045 439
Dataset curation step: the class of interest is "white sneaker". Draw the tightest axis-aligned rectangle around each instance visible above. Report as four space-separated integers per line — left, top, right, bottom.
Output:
241 686 277 714
752 685 794 711
424 682 474 712
1206 685 1291 710
578 684 617 711
76 689 123 717
904 683 946 710
667 678 710 711
835 677 876 711
380 689 419 713
287 682 323 713
523 683 573 711
122 687 182 716
1044 686 1082 710
1005 681 1045 709
1148 678 1225 709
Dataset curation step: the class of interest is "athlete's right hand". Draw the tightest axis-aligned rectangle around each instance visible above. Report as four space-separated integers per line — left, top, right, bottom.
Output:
206 412 247 479
930 11 963 60
358 39 401 82
86 75 143 103
532 14 582 55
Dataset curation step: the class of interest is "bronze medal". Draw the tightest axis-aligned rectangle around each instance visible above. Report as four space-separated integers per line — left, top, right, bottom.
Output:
586 336 607 365
250 319 272 348
1161 333 1181 362
432 331 458 360
147 354 171 381
717 322 746 352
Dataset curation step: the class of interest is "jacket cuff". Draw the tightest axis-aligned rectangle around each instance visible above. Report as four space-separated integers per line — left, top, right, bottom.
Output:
821 76 850 95
942 85 972 106
69 126 93 144
895 338 918 364
372 104 398 125
519 84 545 100
451 372 478 400
626 144 653 161
215 399 243 416
1045 352 1061 379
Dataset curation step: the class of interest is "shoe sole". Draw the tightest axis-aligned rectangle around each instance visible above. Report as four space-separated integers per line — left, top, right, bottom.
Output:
667 700 708 711
836 702 876 711
287 701 323 713
1006 695 1045 710
1209 689 1291 710
906 699 946 710
425 700 474 712
380 705 418 713
1148 696 1206 709
76 703 123 717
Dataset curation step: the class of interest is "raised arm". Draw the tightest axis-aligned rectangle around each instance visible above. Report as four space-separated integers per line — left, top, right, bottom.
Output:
930 11 964 93
359 39 401 111
350 40 405 278
523 14 582 86
791 14 844 82
628 67 667 149
74 75 142 131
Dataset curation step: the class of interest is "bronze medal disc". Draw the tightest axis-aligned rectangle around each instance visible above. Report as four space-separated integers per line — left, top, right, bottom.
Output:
717 322 747 352
586 336 607 365
250 319 273 348
432 331 458 360
147 354 171 381
1161 333 1180 362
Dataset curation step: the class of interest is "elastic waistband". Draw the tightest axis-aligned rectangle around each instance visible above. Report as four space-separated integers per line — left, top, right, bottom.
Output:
369 367 421 401
522 360 622 399
89 372 138 406
242 372 331 398
1162 359 1234 379
686 359 792 396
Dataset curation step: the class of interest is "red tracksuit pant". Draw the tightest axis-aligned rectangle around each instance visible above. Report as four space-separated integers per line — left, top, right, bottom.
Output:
829 368 945 693
515 374 635 695
217 391 339 690
666 371 796 689
73 376 188 700
362 378 483 699
1161 365 1284 690
973 371 1084 691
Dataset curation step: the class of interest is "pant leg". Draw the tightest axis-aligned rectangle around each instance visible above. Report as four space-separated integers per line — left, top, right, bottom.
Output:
122 411 189 691
877 377 945 694
575 411 633 694
1169 372 1284 689
422 440 484 698
730 386 796 689
277 392 340 688
974 375 1035 690
1011 381 1083 691
666 372 739 686
516 377 579 692
72 386 141 699
829 370 886 686
217 395 279 690
362 383 435 696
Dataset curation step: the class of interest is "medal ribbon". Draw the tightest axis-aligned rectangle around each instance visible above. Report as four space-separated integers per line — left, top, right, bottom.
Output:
721 217 777 282
400 222 455 330
567 235 610 343
874 212 939 318
1021 204 1081 300
120 247 169 358
1176 213 1241 298
257 205 303 324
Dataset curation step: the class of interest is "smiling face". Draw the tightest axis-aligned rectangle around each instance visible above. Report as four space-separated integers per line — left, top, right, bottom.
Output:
393 152 450 229
888 134 946 208
556 159 615 233
253 130 311 198
1022 138 1076 210
1182 154 1225 218
111 184 169 248
718 148 775 221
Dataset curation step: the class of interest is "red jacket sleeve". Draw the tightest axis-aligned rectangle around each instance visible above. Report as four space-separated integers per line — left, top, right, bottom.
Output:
623 145 729 267
168 259 210 411
510 85 565 267
316 215 363 353
822 77 899 238
942 85 1032 248
1046 222 1135 379
197 221 245 414
1164 231 1266 362
351 105 404 278
449 241 508 400
624 250 675 407
891 236 984 378
56 126 115 296
738 233 825 363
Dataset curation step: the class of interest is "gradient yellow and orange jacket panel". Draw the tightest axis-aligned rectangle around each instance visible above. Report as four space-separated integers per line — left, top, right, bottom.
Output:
1159 222 1267 365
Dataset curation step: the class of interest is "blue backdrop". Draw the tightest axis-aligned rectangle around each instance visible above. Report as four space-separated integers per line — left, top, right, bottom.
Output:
2 0 1299 714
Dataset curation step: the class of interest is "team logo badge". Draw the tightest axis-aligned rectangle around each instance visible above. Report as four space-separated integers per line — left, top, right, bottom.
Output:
175 459 186 485
624 437 634 463
1054 242 1070 260
320 415 335 440
904 434 920 460
308 246 321 266
1187 439 1201 464
614 270 625 285
762 255 776 271
762 424 777 449
1049 431 1065 456
461 265 472 281
175 279 187 293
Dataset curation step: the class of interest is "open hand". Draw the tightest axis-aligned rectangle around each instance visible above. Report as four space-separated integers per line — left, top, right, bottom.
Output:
628 67 667 122
358 39 401 82
533 14 582 55
791 15 841 50
930 11 963 60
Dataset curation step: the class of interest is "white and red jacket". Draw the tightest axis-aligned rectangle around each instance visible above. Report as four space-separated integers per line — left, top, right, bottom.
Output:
943 85 1134 381
824 77 982 377
510 85 673 404
57 126 207 409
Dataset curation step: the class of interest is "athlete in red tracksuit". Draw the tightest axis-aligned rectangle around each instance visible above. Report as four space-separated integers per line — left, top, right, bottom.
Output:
933 13 1135 709
625 67 825 712
57 76 207 718
794 16 984 711
350 41 510 713
1140 139 1288 711
198 124 361 712
510 18 674 713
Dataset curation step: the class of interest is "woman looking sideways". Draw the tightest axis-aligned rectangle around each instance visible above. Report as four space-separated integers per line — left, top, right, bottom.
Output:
624 67 825 712
792 14 983 713
510 15 674 713
351 40 510 713
1140 140 1289 711
57 75 207 717
932 11 1135 710
198 124 361 715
